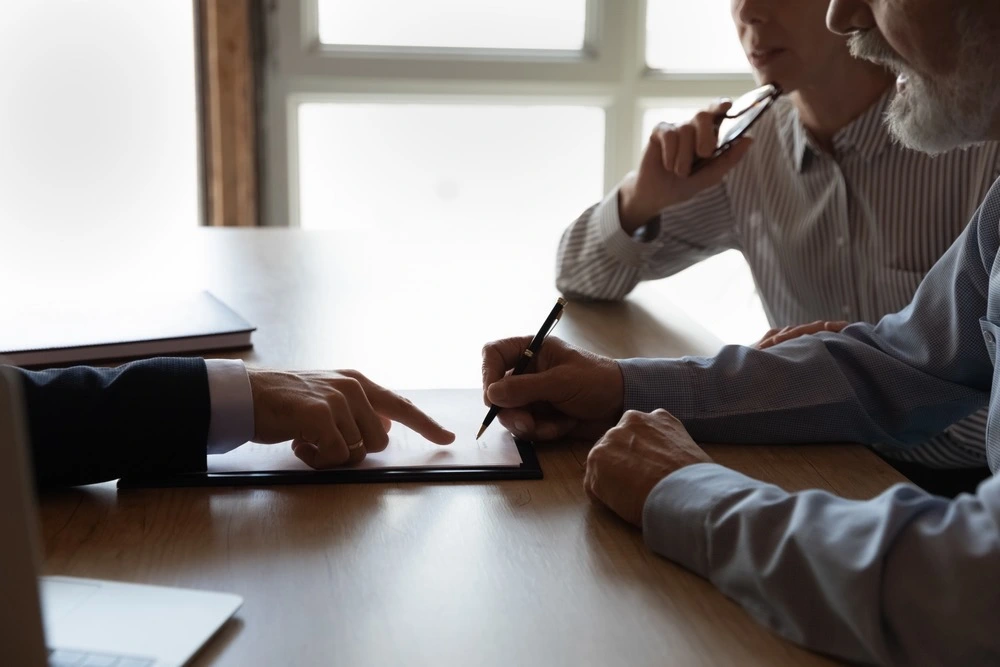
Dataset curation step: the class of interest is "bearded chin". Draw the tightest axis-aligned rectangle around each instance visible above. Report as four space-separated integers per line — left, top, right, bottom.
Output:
885 73 997 155
884 7 1000 155
884 79 967 154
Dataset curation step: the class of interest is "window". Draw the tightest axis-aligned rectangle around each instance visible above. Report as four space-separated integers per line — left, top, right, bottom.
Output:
264 0 755 229
645 0 751 73
299 104 604 234
265 0 765 343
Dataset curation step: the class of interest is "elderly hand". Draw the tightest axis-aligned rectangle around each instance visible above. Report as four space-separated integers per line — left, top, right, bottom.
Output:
618 101 754 233
584 409 712 527
481 336 624 442
248 369 455 468
754 320 850 350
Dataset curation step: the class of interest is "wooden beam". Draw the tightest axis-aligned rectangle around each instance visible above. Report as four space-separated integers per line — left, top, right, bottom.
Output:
198 0 259 227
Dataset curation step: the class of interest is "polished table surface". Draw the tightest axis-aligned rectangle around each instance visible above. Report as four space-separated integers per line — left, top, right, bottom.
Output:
30 229 905 666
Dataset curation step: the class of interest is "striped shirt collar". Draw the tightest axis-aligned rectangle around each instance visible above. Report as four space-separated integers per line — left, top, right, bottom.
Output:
786 90 894 172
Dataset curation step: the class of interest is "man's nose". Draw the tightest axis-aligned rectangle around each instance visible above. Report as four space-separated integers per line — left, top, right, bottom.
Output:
826 0 876 36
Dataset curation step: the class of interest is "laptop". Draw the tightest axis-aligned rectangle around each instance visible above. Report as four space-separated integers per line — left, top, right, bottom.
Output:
0 366 243 667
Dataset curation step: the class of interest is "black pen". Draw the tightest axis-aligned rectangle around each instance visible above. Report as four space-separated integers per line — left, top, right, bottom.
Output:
477 297 567 439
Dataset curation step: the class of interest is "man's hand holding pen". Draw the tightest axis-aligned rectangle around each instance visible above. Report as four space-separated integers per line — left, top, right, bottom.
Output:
481 335 712 528
480 336 625 442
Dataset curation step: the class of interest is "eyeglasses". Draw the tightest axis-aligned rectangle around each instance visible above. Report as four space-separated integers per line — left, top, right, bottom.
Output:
693 83 782 172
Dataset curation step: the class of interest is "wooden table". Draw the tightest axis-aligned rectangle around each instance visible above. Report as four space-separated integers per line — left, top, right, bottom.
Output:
33 229 905 666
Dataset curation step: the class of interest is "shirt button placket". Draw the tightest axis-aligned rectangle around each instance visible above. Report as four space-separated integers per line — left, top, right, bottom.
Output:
834 167 855 320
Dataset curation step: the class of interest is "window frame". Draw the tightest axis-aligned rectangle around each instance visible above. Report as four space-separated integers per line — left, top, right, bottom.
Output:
262 0 754 227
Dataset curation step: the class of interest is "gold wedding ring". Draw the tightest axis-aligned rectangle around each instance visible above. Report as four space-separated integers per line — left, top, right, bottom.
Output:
347 439 365 451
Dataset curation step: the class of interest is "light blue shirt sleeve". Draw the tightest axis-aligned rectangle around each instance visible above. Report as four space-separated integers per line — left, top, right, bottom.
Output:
616 180 998 456
204 359 254 454
631 179 1000 664
643 464 1000 665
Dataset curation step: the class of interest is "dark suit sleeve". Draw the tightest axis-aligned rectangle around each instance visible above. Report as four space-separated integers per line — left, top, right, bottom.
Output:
6 358 210 487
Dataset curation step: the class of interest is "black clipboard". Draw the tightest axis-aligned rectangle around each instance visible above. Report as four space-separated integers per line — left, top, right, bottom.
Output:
117 439 542 489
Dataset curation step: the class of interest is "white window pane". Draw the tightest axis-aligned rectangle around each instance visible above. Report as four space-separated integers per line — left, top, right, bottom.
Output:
0 0 198 239
298 104 604 236
646 0 750 73
318 0 587 50
645 251 769 345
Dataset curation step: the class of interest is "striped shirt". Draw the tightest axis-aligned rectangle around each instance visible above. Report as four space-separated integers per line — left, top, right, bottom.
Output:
556 91 1000 468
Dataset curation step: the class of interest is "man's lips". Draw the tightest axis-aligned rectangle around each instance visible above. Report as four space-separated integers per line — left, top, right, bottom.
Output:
859 55 913 86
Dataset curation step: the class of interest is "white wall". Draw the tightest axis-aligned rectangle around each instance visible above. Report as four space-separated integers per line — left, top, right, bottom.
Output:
0 0 199 245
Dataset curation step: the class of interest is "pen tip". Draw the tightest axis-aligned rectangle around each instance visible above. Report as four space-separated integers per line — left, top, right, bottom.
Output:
476 425 486 440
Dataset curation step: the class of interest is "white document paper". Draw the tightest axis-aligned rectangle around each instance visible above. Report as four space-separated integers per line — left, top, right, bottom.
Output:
208 389 522 473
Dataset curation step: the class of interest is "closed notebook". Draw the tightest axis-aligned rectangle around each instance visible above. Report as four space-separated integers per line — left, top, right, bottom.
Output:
2 291 255 366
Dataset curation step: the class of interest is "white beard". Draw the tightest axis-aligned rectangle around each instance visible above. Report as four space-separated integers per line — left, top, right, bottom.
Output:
885 63 1000 155
852 10 1000 154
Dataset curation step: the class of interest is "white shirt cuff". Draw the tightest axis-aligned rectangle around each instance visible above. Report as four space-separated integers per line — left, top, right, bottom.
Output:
205 359 254 454
594 185 661 267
